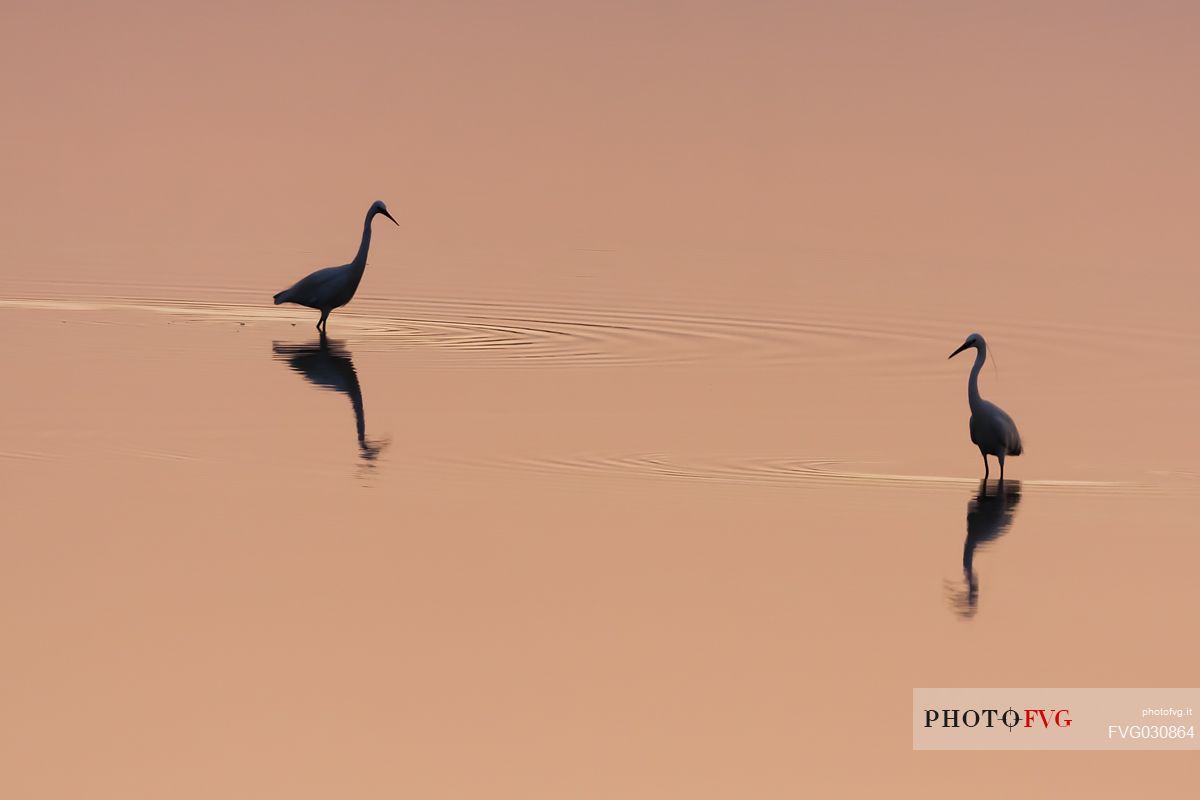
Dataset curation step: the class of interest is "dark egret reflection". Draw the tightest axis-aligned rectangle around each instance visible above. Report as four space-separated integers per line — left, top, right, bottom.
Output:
946 480 1021 619
273 334 389 463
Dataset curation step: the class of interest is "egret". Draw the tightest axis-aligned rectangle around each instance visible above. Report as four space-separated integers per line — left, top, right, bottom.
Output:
948 332 1023 481
273 200 398 332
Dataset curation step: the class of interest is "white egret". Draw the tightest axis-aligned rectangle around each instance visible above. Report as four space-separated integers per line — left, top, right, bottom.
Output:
948 332 1023 481
273 200 398 332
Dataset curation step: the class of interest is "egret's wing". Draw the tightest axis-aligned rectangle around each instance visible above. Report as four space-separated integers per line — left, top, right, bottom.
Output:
994 405 1024 455
275 264 350 307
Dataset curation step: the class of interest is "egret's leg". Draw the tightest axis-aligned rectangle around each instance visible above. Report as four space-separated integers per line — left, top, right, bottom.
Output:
998 453 1006 483
981 451 989 480
317 309 330 332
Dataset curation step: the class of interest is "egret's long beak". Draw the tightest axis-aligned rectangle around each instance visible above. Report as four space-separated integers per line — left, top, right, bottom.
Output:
948 342 971 359
381 209 399 226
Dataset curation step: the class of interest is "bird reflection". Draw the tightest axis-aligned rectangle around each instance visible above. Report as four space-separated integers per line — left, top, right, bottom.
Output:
272 334 388 463
947 480 1021 618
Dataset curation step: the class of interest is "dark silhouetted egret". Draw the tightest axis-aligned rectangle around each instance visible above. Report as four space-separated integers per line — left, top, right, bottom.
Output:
948 332 1023 481
273 200 398 332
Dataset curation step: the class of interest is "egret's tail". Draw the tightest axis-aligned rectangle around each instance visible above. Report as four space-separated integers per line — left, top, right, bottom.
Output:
273 289 290 305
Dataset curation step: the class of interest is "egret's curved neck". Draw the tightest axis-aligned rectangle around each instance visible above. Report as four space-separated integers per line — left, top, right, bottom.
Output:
351 209 377 270
967 343 986 411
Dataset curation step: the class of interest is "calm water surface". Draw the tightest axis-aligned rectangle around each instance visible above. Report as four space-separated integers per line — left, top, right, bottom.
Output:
2 261 1196 796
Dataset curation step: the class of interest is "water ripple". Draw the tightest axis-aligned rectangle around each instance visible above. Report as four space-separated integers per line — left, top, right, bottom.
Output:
1 294 952 368
3 292 1194 372
445 452 1160 496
